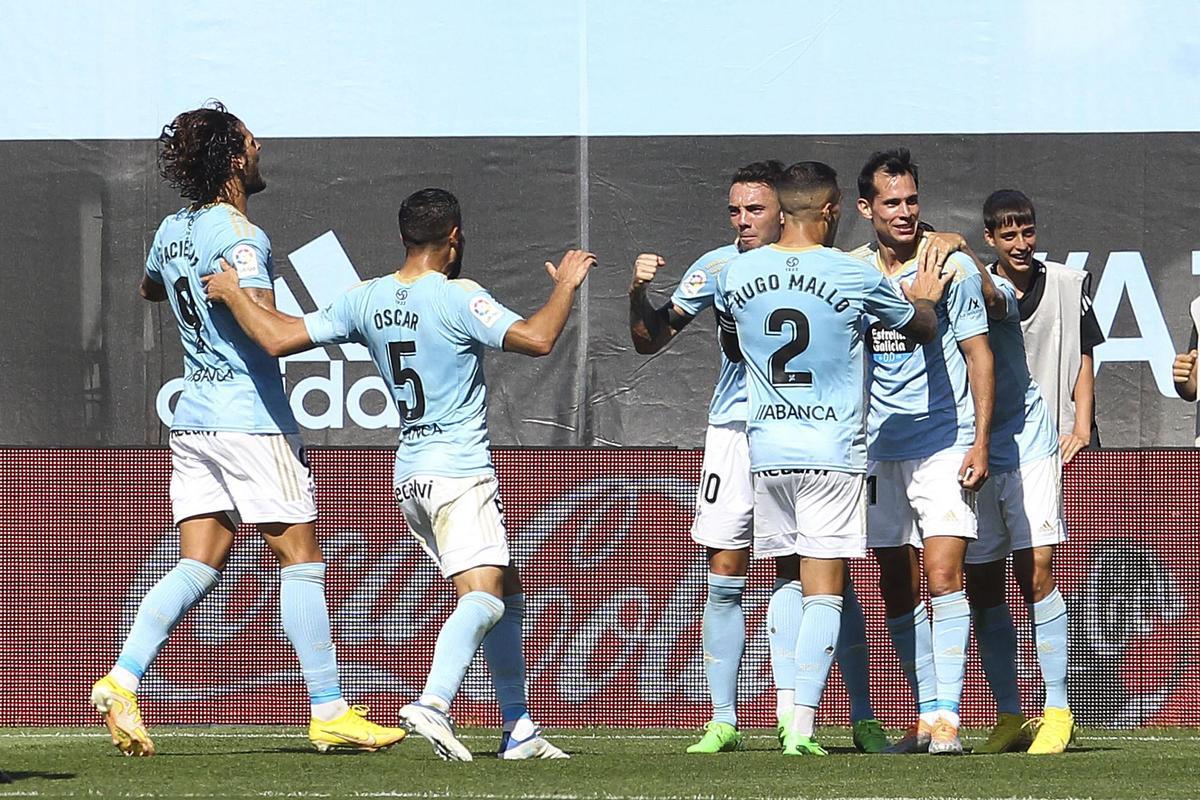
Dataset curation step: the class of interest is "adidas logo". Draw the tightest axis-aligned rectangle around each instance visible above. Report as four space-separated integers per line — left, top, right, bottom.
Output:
156 231 402 431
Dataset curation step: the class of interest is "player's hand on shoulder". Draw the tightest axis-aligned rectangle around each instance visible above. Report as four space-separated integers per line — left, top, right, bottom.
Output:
630 253 665 292
201 258 241 304
920 231 967 273
545 249 597 290
1171 350 1197 384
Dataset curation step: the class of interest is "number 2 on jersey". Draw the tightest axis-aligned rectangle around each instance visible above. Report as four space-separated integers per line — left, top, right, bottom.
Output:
766 308 812 386
386 340 426 422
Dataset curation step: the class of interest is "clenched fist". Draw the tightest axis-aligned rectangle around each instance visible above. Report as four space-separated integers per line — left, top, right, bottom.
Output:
631 253 665 293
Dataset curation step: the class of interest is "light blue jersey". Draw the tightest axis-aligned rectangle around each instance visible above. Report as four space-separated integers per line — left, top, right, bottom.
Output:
303 271 521 481
988 276 1059 472
715 244 915 473
862 244 989 461
670 244 747 426
145 203 296 434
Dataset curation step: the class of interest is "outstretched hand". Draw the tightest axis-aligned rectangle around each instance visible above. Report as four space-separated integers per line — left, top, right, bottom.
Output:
546 249 597 289
201 259 242 304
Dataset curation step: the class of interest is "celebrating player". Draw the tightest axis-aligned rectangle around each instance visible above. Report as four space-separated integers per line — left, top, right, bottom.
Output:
204 188 589 762
854 149 994 755
630 162 890 754
91 102 406 756
714 161 947 755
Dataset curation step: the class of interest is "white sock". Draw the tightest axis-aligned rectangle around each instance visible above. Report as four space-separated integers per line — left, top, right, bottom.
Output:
418 693 450 712
509 716 537 741
109 665 140 693
311 698 350 722
939 709 960 728
789 705 817 737
919 710 940 727
776 689 795 721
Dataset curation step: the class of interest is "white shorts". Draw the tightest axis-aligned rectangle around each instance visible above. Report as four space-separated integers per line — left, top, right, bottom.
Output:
396 472 509 578
966 453 1067 564
690 422 755 552
168 431 317 525
753 470 867 558
866 450 978 549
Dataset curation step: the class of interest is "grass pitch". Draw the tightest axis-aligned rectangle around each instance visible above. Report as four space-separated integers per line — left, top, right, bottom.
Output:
1 726 1197 799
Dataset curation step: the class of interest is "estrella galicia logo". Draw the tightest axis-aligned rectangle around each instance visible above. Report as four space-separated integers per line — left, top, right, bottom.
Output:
868 322 919 364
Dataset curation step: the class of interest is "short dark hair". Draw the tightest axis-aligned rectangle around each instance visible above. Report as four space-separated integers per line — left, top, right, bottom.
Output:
398 188 462 246
777 161 839 215
857 148 919 201
983 189 1037 232
731 160 786 188
157 101 247 203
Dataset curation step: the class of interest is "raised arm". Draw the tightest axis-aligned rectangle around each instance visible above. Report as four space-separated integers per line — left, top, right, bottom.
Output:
1173 349 1198 402
628 253 696 354
897 252 955 343
503 250 596 357
202 261 315 356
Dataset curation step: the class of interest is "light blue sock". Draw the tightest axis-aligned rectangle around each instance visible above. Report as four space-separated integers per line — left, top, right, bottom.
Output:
1030 588 1069 709
703 573 746 726
974 602 1021 715
115 558 221 679
280 562 342 704
422 591 505 707
930 590 971 715
836 581 875 723
482 593 529 725
767 579 804 693
885 601 938 715
794 594 843 710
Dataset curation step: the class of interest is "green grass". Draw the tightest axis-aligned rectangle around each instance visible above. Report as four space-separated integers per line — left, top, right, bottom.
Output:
2 726 1198 799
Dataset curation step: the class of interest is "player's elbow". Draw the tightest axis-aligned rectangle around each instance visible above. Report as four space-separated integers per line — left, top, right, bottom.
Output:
526 335 555 357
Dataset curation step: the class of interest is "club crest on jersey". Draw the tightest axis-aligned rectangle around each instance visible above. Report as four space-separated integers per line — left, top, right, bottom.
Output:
680 268 708 298
470 295 503 327
231 244 260 278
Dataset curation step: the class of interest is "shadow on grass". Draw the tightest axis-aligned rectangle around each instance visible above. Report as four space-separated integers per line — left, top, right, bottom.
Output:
0 770 76 781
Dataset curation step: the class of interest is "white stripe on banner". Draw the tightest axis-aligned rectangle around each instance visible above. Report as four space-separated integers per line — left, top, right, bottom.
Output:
3 1 1199 139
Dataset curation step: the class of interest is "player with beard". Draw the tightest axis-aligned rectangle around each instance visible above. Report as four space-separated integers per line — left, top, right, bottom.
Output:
203 188 590 762
91 102 405 756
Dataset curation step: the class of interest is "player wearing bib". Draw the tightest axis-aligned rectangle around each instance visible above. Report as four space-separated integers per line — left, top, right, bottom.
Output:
205 188 590 762
630 162 891 754
91 103 404 757
855 149 995 755
927 219 1078 755
715 162 947 756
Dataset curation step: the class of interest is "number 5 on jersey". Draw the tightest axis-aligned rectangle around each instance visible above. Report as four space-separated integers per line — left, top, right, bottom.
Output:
386 340 425 422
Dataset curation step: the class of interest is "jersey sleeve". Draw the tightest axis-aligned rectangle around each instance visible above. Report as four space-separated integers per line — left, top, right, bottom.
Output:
944 253 989 341
670 252 729 316
861 264 914 330
304 285 367 346
217 225 274 292
447 281 522 349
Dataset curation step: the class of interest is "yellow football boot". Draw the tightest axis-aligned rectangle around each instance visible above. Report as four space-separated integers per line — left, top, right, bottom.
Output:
90 676 155 757
309 705 408 752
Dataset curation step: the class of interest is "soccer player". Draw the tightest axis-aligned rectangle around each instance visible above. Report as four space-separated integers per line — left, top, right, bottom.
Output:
854 149 994 755
983 191 1105 461
629 162 890 754
714 161 948 756
921 228 1078 753
90 102 405 756
204 188 589 762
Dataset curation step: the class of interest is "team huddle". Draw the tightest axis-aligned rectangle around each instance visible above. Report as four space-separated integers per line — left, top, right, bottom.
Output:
631 155 1096 758
91 103 1096 761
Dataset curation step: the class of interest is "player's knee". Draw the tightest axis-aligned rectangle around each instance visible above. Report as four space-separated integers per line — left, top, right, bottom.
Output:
926 567 964 597
707 547 749 577
964 561 1006 607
